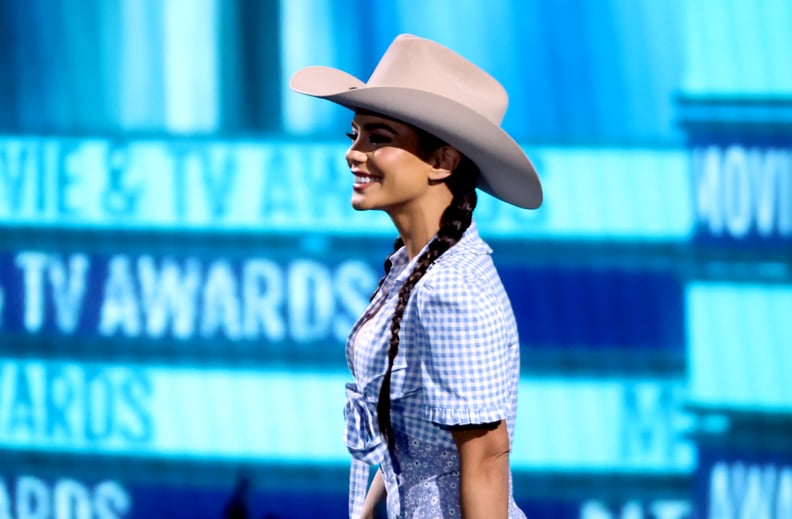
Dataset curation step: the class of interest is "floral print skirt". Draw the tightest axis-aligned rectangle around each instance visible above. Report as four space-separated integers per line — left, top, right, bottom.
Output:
381 432 526 518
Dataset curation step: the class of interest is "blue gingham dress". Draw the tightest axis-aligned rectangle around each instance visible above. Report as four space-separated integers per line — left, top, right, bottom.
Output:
344 222 526 518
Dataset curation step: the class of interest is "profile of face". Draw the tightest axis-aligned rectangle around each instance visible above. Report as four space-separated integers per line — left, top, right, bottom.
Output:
345 112 459 215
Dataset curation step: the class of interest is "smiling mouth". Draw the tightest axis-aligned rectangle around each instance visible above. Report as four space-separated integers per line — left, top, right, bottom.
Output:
353 174 379 184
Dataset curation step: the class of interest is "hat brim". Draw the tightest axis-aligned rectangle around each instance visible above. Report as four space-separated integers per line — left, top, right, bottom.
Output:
291 66 542 209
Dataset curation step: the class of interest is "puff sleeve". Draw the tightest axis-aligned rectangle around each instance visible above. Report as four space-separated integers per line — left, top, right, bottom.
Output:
414 263 517 427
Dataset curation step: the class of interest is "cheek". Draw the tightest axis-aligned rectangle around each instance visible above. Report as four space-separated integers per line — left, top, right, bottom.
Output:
372 147 409 167
371 148 428 178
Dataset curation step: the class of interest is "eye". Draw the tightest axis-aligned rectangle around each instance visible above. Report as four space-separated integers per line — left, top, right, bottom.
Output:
345 131 357 141
368 133 390 145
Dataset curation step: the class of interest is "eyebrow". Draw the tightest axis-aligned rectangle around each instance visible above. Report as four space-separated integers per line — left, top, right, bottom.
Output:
352 121 399 134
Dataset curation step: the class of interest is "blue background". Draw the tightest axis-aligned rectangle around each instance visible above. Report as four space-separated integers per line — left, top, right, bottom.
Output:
1 1 791 518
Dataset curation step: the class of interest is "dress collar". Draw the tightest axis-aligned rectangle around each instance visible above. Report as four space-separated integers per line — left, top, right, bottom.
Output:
383 219 486 289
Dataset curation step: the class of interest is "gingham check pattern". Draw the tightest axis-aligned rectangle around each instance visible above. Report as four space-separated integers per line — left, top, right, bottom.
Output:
344 221 522 518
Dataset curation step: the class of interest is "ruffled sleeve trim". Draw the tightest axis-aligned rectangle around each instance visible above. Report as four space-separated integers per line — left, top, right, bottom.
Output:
424 405 507 427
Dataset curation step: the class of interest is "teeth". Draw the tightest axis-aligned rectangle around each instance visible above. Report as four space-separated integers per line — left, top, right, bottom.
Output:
354 175 376 184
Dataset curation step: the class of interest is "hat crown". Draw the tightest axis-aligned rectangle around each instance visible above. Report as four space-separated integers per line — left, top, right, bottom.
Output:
365 35 508 125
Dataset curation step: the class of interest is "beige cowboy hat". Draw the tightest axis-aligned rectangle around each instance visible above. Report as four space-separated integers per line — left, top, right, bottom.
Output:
289 34 542 209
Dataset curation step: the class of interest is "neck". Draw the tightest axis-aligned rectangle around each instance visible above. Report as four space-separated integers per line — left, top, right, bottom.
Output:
388 193 453 260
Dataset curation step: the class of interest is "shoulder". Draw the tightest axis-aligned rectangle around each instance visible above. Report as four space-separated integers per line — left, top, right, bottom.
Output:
414 229 503 310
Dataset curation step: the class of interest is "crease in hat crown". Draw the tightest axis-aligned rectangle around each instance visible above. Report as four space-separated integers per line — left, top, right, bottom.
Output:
290 34 509 126
363 35 509 125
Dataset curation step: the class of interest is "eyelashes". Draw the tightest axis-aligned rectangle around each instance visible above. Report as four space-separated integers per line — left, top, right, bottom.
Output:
345 131 390 145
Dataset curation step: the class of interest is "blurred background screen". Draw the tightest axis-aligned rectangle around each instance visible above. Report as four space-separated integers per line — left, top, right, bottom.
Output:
1 1 791 518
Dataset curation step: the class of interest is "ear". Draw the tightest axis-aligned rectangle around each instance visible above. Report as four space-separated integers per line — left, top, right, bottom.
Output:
427 146 461 182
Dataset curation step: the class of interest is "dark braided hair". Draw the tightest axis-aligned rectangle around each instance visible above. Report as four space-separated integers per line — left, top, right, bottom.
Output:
374 128 479 449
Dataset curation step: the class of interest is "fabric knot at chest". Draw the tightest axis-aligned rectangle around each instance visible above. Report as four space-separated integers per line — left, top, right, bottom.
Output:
343 382 388 465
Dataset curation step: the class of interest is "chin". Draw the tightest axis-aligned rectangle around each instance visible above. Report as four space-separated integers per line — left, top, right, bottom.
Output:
350 197 375 212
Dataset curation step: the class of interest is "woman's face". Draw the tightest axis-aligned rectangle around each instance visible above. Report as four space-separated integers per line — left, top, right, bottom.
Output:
345 112 444 214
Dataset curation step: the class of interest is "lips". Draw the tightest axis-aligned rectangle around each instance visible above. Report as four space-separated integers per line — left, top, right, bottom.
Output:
352 171 380 185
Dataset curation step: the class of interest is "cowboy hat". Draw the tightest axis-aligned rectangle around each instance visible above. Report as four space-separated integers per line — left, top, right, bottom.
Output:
289 34 542 209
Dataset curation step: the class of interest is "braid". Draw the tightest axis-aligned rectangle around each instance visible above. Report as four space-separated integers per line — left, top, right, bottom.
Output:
376 155 478 446
370 237 404 301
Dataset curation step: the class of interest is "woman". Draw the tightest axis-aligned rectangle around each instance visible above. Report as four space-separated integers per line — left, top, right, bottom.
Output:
290 34 542 518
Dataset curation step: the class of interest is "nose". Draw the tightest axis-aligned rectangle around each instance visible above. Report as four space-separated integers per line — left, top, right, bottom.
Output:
345 146 367 167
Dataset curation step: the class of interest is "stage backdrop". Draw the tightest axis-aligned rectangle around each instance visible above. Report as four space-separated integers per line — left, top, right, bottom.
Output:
1 1 790 518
